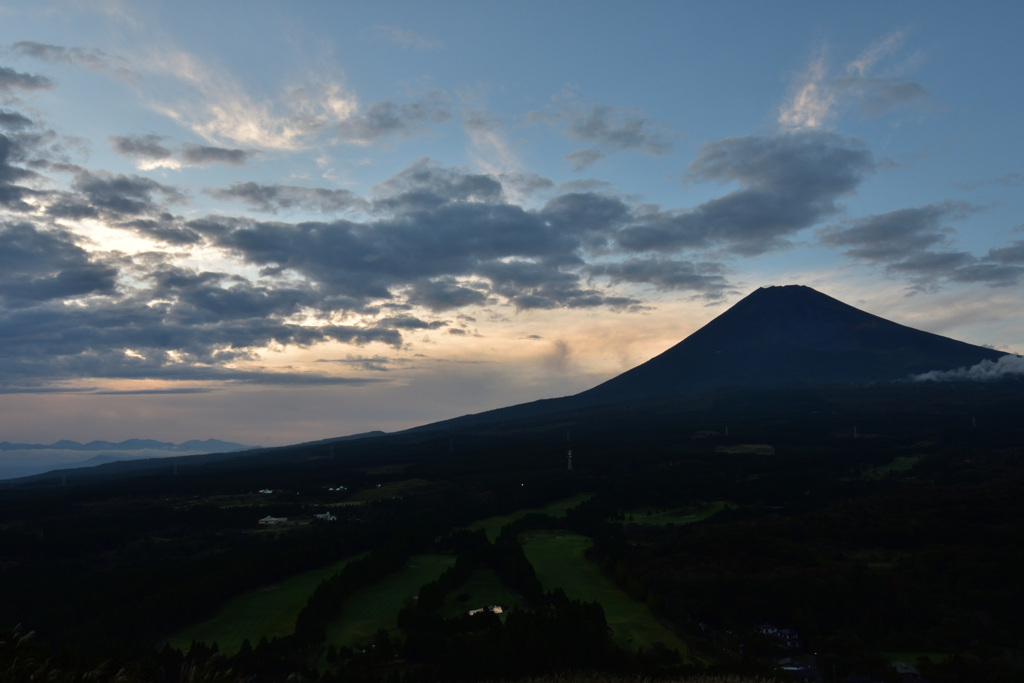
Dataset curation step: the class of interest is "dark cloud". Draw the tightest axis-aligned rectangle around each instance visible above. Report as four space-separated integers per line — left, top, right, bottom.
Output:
111 137 252 166
885 250 975 277
189 163 659 314
190 199 571 304
376 315 447 330
0 258 405 390
818 202 972 261
986 241 1024 265
143 266 316 324
819 201 1023 289
2 109 763 393
208 182 364 214
337 98 450 144
11 41 136 81
71 171 185 218
0 66 55 94
0 110 33 130
565 148 604 172
0 222 118 307
45 198 99 220
119 215 202 245
181 143 253 166
92 387 213 395
317 355 398 372
587 258 730 297
944 261 1024 287
496 172 556 199
478 258 637 311
540 192 630 250
879 250 1023 291
0 132 41 211
533 101 674 157
617 131 873 255
110 134 172 160
404 278 490 312
372 159 505 210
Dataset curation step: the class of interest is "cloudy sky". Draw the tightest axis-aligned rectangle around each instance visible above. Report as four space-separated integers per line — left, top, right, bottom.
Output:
1 1 1022 447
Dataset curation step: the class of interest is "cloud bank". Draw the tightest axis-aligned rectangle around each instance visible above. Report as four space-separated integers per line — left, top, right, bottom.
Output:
912 354 1024 382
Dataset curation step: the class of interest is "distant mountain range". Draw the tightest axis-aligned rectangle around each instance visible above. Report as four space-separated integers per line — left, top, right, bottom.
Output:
0 439 254 481
0 438 252 453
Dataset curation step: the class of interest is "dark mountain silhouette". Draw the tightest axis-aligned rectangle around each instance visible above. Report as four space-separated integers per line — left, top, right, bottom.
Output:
410 284 1009 431
580 284 1007 402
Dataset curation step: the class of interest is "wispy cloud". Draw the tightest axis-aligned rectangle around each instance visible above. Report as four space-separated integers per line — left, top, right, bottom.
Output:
11 37 360 151
206 182 365 214
139 47 358 150
779 49 835 129
371 26 444 51
11 40 139 82
531 98 676 157
565 148 604 172
779 32 929 129
335 95 451 145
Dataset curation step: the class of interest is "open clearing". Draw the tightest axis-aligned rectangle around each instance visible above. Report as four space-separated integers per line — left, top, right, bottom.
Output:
325 553 456 647
469 492 593 541
521 531 688 656
165 554 363 654
866 455 926 477
624 501 730 526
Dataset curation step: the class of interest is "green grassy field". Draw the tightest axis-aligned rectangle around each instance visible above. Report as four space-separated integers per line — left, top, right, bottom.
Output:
866 454 926 477
325 554 457 647
521 531 689 656
624 501 730 526
165 554 363 654
469 492 593 541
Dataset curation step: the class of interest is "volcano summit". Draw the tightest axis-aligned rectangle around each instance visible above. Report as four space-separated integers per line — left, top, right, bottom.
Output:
420 284 1010 430
581 284 1007 402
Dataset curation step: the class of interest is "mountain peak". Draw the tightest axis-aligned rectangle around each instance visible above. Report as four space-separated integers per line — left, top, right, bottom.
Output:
410 285 1008 433
579 284 1005 402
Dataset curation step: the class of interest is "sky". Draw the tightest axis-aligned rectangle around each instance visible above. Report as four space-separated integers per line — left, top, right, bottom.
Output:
1 1 1023 448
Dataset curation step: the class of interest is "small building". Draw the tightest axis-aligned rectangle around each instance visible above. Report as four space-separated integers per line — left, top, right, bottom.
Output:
468 605 505 616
